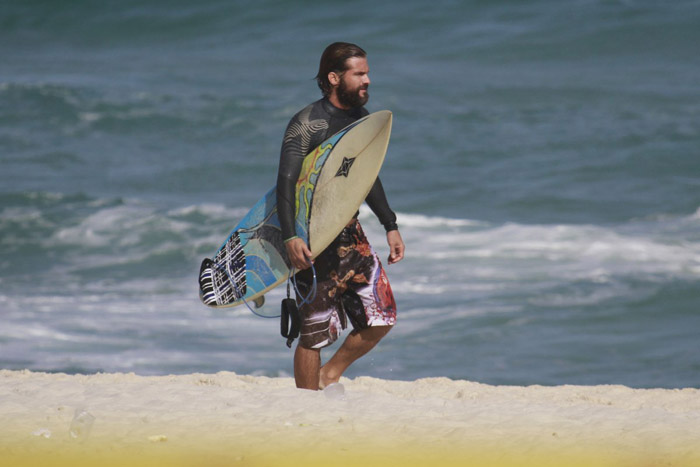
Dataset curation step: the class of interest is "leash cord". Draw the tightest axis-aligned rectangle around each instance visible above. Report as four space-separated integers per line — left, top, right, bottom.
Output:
289 258 317 308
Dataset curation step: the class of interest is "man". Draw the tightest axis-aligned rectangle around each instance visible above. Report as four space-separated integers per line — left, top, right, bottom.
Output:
276 42 405 390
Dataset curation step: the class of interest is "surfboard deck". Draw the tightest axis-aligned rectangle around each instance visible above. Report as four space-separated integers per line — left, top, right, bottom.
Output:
198 110 393 316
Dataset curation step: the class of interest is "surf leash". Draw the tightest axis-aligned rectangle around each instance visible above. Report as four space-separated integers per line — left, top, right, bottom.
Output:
291 257 317 309
213 261 266 317
281 258 317 348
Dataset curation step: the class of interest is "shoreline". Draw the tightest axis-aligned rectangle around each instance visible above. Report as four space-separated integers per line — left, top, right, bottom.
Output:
1 370 699 466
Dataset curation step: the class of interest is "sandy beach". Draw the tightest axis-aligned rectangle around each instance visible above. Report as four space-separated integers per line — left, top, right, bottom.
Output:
1 370 698 466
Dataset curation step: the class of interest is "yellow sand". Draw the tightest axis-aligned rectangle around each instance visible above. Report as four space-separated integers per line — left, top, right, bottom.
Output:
1 370 699 466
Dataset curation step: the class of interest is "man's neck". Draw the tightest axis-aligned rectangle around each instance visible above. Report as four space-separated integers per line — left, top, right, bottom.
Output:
327 93 350 110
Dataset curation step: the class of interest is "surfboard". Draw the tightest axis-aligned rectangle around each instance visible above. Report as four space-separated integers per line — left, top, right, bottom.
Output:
198 110 393 315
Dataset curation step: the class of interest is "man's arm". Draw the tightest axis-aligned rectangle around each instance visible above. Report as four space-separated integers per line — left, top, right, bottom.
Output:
277 167 312 270
365 177 404 264
386 230 404 264
276 124 306 243
277 133 314 270
276 108 327 270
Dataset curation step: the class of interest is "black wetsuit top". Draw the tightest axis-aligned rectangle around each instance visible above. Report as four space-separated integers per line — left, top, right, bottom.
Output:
276 98 398 242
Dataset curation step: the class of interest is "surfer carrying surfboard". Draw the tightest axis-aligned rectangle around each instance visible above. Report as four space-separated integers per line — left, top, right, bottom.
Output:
277 42 405 390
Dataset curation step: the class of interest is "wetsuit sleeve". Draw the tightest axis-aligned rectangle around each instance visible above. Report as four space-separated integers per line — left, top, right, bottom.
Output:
276 121 306 242
365 176 398 232
276 107 329 241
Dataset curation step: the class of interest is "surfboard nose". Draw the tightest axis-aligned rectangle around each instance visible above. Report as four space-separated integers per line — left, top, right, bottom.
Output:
374 110 392 127
373 110 392 142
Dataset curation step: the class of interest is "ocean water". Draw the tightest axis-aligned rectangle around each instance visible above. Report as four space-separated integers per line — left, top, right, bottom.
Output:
1 0 699 388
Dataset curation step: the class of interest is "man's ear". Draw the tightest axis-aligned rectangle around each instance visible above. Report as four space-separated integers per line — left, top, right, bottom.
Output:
328 71 340 86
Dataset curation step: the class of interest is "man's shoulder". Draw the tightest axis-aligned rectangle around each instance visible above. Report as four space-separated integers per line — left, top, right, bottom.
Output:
283 99 330 142
289 99 327 124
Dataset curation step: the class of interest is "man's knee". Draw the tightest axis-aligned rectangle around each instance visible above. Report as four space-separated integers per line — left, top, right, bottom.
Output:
353 324 392 341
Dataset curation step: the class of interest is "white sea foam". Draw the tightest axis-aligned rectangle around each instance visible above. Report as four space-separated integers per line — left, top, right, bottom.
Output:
5 198 699 380
50 203 151 247
389 214 700 279
49 201 248 249
358 205 483 228
689 206 700 220
0 207 48 225
79 112 101 123
348 209 700 321
21 196 700 311
167 203 249 219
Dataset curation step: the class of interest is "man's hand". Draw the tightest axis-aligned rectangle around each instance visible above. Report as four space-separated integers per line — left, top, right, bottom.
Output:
285 237 313 271
386 230 405 265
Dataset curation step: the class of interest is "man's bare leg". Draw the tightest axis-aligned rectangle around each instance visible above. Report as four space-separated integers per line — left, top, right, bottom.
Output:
294 345 321 390
319 325 392 389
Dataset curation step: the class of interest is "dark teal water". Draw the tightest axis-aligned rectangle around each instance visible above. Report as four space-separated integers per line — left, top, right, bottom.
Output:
1 0 699 388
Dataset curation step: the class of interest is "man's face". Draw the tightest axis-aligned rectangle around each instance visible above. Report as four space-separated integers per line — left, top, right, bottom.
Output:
335 56 370 109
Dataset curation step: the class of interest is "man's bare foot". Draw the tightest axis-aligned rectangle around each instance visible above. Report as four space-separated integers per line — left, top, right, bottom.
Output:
318 365 339 390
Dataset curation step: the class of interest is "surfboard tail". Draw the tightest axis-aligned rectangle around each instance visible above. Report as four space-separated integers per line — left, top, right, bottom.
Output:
198 232 247 307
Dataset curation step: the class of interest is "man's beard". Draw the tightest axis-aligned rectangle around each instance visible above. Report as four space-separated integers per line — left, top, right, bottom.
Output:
337 79 369 109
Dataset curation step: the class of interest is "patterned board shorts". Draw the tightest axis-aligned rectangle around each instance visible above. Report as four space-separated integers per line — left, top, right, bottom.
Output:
293 219 397 349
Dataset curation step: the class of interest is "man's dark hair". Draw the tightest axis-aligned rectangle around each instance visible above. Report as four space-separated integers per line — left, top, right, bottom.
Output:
315 42 367 97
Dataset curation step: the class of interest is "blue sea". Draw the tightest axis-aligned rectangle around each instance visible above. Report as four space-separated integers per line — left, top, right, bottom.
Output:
2 0 699 389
